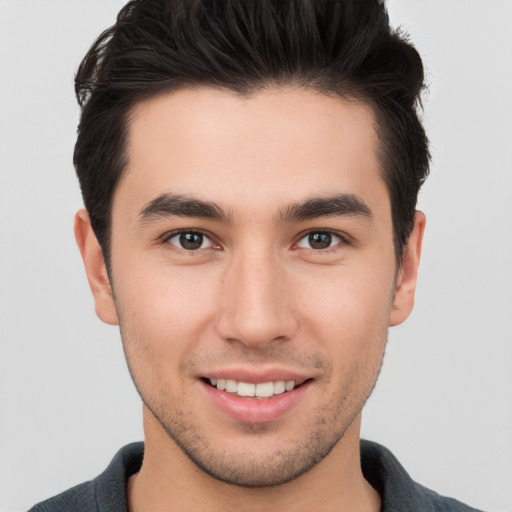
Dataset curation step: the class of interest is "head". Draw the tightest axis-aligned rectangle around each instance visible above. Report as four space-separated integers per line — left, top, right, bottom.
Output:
74 0 428 490
74 0 429 269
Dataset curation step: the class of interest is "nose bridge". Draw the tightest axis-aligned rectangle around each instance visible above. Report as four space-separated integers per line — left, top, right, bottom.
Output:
216 243 296 347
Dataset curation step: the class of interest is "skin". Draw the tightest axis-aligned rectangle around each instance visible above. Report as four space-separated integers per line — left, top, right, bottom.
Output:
75 87 425 512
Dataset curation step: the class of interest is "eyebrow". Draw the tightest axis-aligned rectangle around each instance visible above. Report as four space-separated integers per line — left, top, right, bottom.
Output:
139 194 233 224
278 194 372 223
138 192 371 225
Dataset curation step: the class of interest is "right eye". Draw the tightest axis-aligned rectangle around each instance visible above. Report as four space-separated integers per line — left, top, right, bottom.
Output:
166 231 215 251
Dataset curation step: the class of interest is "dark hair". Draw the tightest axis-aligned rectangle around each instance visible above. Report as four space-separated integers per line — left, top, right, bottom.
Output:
74 0 429 266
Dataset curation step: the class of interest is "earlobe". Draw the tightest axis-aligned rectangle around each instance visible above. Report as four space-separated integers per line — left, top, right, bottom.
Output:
74 209 119 326
389 211 426 327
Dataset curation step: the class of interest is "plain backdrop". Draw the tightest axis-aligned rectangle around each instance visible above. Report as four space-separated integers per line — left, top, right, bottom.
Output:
0 1 511 511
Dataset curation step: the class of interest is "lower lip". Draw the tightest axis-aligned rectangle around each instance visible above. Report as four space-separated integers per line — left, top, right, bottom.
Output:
201 380 311 424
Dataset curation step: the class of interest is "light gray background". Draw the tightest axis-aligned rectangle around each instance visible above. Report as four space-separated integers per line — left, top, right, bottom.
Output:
0 1 511 511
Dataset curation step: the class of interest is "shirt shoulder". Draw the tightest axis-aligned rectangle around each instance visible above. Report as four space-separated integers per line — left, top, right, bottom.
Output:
360 440 486 512
27 481 96 512
417 485 485 512
27 443 144 512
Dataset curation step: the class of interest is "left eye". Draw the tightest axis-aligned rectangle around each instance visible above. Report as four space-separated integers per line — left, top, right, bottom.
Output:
296 231 343 250
167 231 213 251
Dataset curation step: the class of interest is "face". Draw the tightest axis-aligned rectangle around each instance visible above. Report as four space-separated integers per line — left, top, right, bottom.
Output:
76 87 424 487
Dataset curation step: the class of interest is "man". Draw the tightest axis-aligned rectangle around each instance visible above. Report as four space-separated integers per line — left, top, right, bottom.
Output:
29 0 485 510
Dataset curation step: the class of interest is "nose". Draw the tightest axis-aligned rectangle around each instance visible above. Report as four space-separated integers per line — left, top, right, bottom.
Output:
215 249 298 349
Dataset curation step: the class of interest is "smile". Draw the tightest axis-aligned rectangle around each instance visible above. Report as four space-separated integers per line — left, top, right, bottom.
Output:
202 376 312 423
208 378 298 398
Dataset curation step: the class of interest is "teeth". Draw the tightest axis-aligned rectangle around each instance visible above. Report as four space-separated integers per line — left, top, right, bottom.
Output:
225 379 237 393
237 382 256 397
255 381 274 397
273 381 286 395
209 378 298 397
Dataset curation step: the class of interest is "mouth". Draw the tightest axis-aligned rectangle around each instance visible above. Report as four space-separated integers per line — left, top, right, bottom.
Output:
202 377 308 399
200 374 312 424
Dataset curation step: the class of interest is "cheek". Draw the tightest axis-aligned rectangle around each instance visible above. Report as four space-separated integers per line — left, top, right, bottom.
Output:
113 262 221 357
297 264 394 351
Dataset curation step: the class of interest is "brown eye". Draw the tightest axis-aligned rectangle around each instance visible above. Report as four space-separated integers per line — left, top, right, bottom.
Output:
167 231 211 250
296 231 342 250
309 232 332 249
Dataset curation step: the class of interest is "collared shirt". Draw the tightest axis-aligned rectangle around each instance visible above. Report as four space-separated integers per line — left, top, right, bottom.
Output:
29 440 485 511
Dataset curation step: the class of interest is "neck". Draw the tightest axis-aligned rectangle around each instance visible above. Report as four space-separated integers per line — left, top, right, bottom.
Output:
128 408 380 512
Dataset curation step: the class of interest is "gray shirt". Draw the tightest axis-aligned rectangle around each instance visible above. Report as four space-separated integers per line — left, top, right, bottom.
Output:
28 440 485 511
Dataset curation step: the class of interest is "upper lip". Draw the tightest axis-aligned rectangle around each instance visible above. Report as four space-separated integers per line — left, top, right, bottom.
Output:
199 367 312 385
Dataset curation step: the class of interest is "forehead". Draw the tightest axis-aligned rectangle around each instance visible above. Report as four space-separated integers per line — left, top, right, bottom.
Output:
117 87 386 217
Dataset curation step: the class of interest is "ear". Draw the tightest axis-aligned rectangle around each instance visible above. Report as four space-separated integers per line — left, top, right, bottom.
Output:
389 211 426 327
74 209 119 326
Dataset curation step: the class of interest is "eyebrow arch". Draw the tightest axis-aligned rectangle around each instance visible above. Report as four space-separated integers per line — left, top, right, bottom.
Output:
139 194 233 224
278 194 372 223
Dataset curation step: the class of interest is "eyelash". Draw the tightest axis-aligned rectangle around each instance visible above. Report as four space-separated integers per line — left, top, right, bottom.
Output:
162 229 348 253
